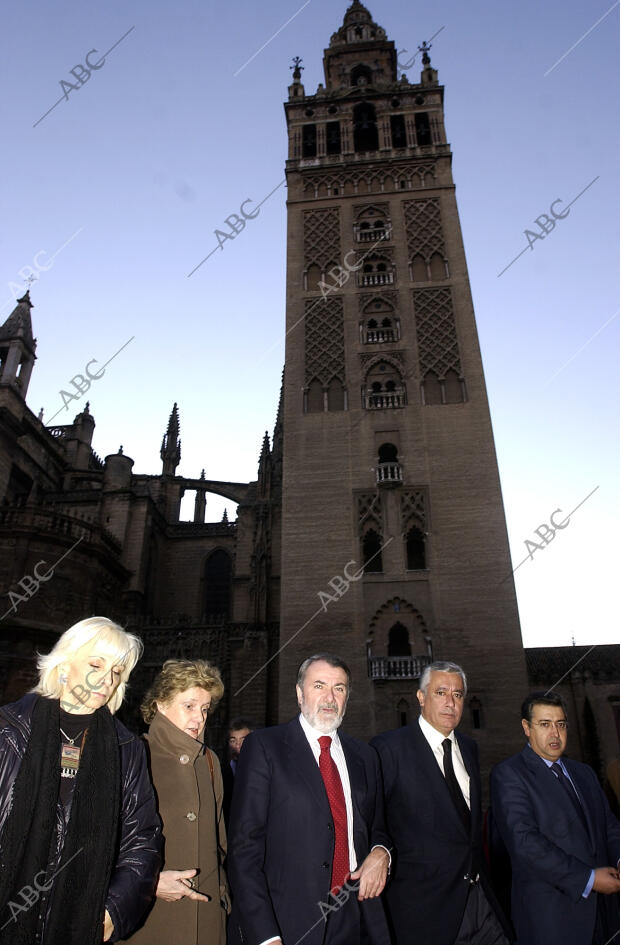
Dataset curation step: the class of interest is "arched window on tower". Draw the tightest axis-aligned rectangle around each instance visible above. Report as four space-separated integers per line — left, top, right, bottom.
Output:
414 112 432 147
378 443 398 463
469 696 483 730
351 64 373 87
358 255 393 287
444 369 464 404
327 377 345 411
406 527 426 570
362 529 383 573
377 442 401 485
302 124 317 158
429 252 447 280
397 698 410 727
355 206 392 243
204 549 232 618
362 298 398 343
411 254 427 281
421 370 442 405
305 263 321 291
365 361 405 409
353 103 379 152
306 378 324 413
388 622 411 656
390 114 407 149
326 121 341 155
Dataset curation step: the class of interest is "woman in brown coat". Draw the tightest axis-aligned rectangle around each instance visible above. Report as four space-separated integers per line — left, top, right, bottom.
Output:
124 659 229 945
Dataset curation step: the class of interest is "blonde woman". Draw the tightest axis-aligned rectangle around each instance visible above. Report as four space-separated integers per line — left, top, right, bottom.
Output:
124 659 229 945
0 616 161 945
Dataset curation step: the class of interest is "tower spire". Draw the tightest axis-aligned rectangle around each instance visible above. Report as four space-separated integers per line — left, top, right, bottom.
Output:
0 290 37 398
160 402 181 476
257 430 272 498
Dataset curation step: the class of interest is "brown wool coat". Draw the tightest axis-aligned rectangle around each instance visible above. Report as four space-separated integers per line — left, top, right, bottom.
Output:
123 711 228 945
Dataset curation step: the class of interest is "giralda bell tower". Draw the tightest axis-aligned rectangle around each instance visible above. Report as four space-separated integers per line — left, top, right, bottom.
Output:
279 1 527 766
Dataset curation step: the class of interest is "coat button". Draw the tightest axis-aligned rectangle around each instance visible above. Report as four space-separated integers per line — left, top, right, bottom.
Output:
186 811 197 821
179 754 190 765
463 874 469 881
322 862 330 869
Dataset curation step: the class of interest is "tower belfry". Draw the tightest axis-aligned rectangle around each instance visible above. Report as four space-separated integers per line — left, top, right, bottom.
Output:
279 2 527 766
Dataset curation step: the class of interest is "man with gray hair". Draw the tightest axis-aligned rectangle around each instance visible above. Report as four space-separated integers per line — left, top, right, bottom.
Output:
372 661 511 945
228 653 391 945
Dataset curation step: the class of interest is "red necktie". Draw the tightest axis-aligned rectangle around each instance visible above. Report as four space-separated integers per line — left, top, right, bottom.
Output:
318 735 350 893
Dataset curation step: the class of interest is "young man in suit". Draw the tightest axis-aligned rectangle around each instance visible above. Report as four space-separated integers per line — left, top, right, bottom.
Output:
227 653 391 945
491 691 620 945
371 660 510 945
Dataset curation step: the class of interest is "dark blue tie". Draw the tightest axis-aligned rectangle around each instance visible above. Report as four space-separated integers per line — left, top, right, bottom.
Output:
551 762 588 834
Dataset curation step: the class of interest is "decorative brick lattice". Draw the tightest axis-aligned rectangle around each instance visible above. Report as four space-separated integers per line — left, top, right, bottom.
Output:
357 492 382 533
413 287 462 378
304 208 341 269
401 490 426 531
403 198 445 261
305 297 345 384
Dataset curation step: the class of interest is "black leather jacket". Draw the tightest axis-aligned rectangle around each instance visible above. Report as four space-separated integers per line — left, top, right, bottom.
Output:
0 693 162 943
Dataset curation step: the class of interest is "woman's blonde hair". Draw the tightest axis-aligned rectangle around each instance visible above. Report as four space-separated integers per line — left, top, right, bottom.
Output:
141 658 224 724
34 616 143 715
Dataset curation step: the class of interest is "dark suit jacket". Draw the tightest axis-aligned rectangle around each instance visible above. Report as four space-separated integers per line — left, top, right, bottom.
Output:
227 717 391 945
491 746 620 945
371 720 510 945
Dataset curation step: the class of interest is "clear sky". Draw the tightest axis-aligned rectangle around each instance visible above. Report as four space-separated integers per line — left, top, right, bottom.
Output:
2 0 618 649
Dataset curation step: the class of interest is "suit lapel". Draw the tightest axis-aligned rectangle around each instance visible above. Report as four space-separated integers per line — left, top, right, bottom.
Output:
522 747 594 851
283 717 331 814
563 758 596 851
456 732 479 834
410 721 471 837
341 734 365 826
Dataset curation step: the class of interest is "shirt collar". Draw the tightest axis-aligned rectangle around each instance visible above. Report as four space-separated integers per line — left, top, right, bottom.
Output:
419 712 456 749
527 743 566 771
299 711 341 746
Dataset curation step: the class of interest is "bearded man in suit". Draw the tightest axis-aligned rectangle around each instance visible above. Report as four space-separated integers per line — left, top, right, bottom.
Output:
227 653 391 945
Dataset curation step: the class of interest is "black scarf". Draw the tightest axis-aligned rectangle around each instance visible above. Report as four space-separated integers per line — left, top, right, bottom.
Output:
0 695 120 945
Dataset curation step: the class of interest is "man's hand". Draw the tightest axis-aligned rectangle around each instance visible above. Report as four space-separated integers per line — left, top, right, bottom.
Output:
350 847 389 900
103 910 114 941
156 869 211 902
592 867 620 894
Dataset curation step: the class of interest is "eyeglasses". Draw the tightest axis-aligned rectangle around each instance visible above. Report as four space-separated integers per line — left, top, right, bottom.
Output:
530 720 567 731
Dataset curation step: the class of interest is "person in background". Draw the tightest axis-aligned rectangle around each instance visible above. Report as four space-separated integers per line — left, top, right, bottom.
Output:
123 659 229 945
0 616 161 944
491 691 620 945
222 717 255 827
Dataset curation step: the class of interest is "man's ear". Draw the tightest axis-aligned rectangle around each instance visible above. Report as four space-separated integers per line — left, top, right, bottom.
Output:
295 685 302 708
521 718 530 739
416 689 424 710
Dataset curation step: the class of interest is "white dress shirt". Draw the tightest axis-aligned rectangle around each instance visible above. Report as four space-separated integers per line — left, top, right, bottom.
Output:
418 714 471 808
299 712 358 871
